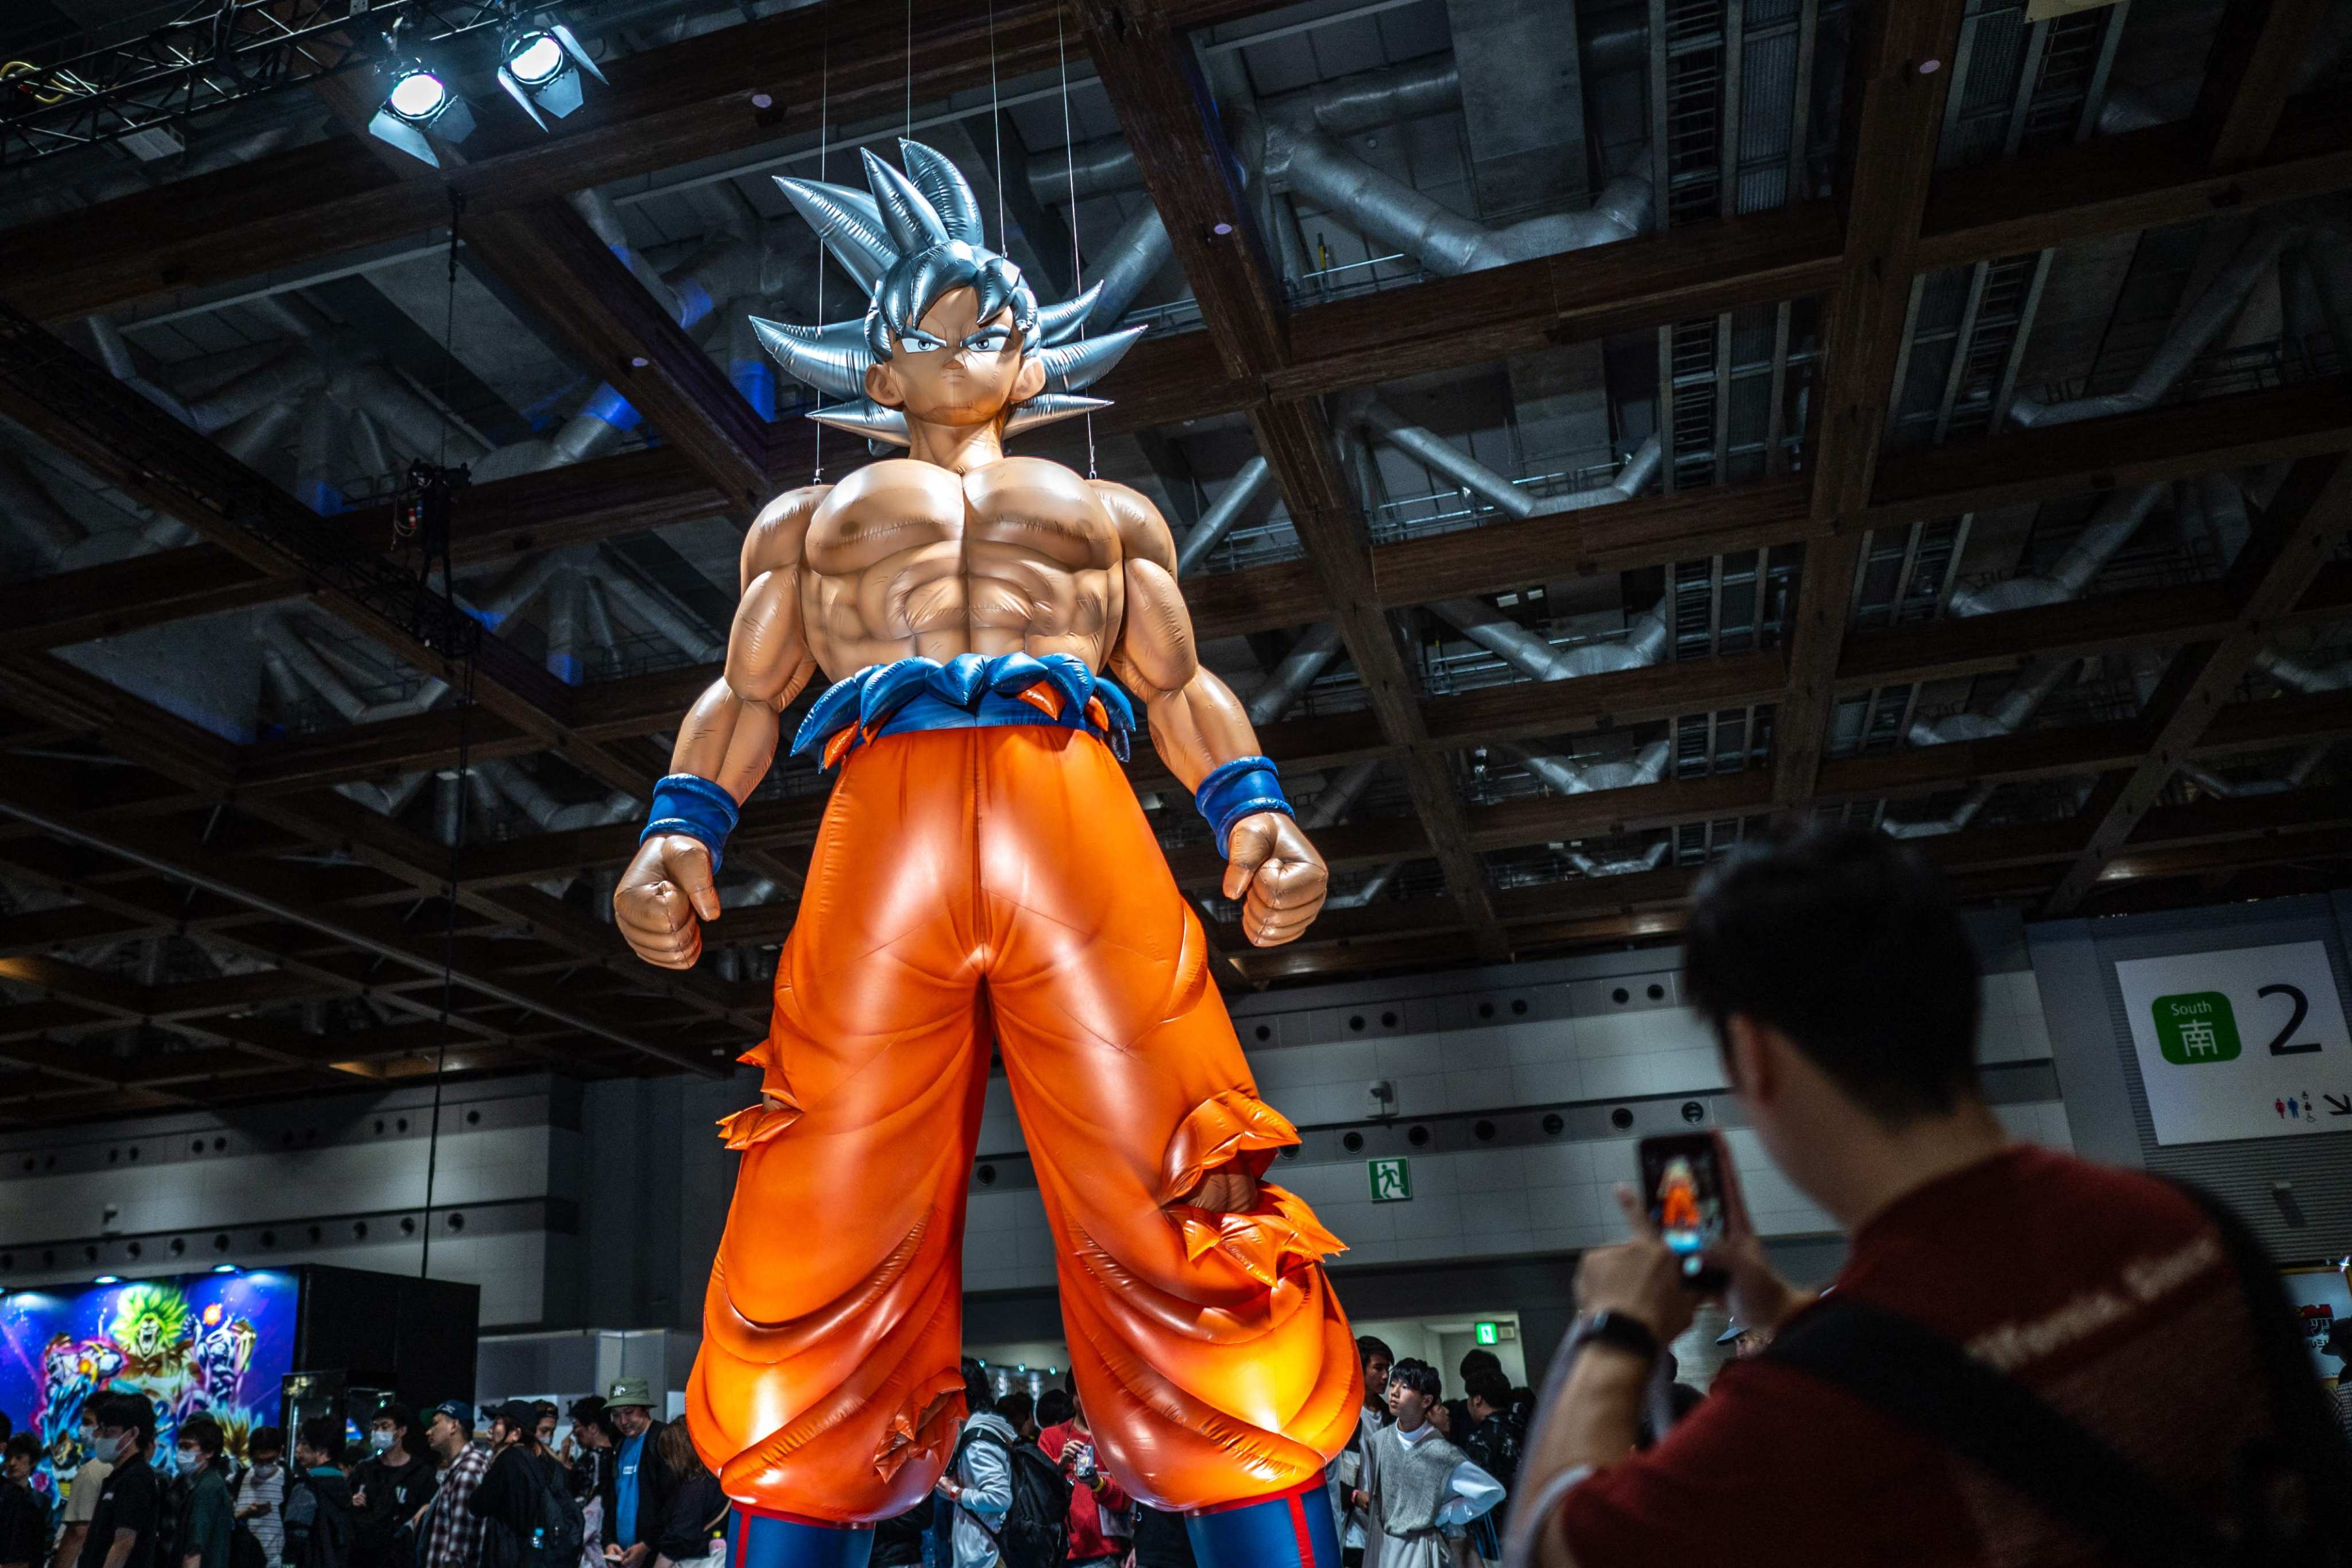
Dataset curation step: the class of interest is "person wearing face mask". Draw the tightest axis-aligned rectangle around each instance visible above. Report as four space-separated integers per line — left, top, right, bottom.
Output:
349 1410 432 1568
75 1393 161 1568
51 1413 114 1568
173 1419 231 1568
233 1432 284 1568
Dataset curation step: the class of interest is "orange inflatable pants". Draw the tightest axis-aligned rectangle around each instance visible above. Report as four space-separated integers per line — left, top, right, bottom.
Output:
686 721 1362 1525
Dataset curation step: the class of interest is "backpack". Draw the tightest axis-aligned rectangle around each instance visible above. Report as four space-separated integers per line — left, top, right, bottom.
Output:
949 1428 1070 1568
528 1457 586 1568
229 1522 268 1568
1769 1180 2352 1568
291 1474 356 1568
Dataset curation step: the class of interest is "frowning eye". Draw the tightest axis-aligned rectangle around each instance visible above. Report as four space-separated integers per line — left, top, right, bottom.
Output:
897 331 945 355
961 329 1014 354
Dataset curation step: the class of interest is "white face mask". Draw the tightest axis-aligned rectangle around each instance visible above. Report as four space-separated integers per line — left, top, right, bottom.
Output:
175 1447 200 1471
369 1431 395 1454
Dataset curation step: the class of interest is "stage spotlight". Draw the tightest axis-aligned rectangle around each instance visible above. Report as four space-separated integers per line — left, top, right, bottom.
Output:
94 1275 121 1285
211 1263 240 1274
368 52 476 168
496 19 603 130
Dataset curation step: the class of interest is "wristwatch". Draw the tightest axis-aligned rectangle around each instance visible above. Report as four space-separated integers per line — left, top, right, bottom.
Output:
1570 1309 1660 1366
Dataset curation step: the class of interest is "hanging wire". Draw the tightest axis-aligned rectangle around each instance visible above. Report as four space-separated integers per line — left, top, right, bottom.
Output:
812 38 829 483
438 190 465 473
988 0 1005 248
1054 9 1098 477
905 0 914 141
416 699 470 1281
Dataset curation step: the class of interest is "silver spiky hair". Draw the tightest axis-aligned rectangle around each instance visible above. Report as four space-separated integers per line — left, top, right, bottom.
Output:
753 138 1144 447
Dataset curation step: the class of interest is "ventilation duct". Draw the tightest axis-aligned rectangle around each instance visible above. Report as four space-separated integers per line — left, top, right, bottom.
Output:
1301 757 1383 830
1507 738 1671 795
1325 863 1402 909
1945 482 2167 617
2179 742 2334 800
1354 399 1660 518
1176 455 1274 576
2009 223 2295 428
1245 623 1346 725
597 566 728 665
333 772 430 817
258 617 447 724
1879 660 2088 838
471 759 638 832
0 452 88 564
1568 840 1671 877
1434 598 1670 682
2254 646 2352 695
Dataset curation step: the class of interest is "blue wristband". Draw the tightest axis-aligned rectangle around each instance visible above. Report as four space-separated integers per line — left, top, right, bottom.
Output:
1194 755 1293 859
641 773 741 874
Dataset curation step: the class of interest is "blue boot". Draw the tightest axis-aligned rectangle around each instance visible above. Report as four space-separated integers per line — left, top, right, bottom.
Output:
1183 1474 1342 1568
728 1504 874 1568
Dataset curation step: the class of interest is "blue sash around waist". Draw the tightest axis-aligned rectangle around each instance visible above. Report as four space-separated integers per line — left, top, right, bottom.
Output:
790 651 1137 768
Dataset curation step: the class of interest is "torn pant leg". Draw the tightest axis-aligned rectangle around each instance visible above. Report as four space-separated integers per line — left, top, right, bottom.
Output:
975 724 1362 1523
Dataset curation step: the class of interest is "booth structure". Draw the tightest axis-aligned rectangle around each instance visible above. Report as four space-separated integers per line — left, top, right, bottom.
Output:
0 1262 478 1505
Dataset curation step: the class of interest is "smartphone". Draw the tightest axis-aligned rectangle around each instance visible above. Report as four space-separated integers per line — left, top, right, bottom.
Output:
1637 1132 1739 1292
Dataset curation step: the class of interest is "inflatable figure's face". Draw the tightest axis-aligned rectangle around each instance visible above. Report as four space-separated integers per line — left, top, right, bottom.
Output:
864 285 1048 430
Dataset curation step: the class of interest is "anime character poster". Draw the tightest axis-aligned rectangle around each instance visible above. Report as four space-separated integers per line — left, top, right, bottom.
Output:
0 1270 297 1513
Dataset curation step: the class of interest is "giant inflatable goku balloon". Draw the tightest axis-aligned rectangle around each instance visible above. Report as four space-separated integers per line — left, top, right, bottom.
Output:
615 141 1361 1568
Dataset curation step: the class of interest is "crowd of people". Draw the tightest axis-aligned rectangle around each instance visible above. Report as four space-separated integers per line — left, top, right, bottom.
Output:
0 1379 728 1568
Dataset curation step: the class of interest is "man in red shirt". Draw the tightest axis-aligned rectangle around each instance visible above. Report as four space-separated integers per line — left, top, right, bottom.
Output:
1509 827 2347 1568
1038 1395 1130 1568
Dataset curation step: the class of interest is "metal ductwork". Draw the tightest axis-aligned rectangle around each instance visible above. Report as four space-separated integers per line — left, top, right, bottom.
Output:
1568 840 1671 877
1262 122 1650 276
1880 661 2087 838
0 451 88 564
1325 863 1403 909
1508 738 1671 796
334 772 430 817
2255 646 2352 695
1176 456 1274 576
598 565 728 665
1301 757 1383 830
1946 482 2168 617
1435 597 1669 682
1356 398 1660 519
1245 623 1346 725
2009 223 2295 428
473 759 638 832
258 616 446 724
2180 741 2334 801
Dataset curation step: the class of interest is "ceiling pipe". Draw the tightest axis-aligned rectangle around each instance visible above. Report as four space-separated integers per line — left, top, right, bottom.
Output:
1433 597 1669 681
474 758 637 832
1508 737 1672 795
258 616 446 724
1907 658 2087 747
215 399 302 468
1947 482 2168 617
2179 741 2334 800
1357 398 1660 518
597 565 728 664
0 451 88 563
2256 646 2352 694
1176 455 1275 576
2009 223 2295 428
1568 840 1672 877
1301 757 1384 831
1245 623 1346 725
1324 862 1403 909
185 351 327 435
334 772 430 817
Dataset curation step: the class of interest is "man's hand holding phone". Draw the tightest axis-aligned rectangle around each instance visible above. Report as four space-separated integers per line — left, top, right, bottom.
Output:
1571 1188 1701 1346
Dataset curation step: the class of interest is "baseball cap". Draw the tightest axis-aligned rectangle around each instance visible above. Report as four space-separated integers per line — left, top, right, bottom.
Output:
428 1400 473 1432
489 1400 540 1432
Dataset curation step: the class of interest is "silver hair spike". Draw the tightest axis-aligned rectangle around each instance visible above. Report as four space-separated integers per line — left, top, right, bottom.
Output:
1037 323 1148 393
771 177 897 291
896 140 987 248
806 401 911 446
747 317 872 401
1033 283 1102 346
1003 393 1112 437
860 147 950 257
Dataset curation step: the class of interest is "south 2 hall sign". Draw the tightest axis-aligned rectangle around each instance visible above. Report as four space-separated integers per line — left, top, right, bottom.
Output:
2114 942 2352 1146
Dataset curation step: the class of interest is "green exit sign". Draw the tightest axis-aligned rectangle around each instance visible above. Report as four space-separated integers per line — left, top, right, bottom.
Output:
1473 1321 1499 1346
1368 1157 1412 1202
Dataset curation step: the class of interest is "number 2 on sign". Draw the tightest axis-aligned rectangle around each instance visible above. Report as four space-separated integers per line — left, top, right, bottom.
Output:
2259 984 2321 1056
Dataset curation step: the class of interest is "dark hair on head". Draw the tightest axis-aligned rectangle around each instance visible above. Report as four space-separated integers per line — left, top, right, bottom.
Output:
1387 1358 1442 1400
377 1404 416 1441
1463 1368 1512 1408
89 1393 156 1448
531 1401 557 1420
1034 1389 1073 1431
296 1416 342 1459
1355 1335 1394 1365
996 1390 1034 1431
1458 1347 1501 1380
654 1420 708 1486
5 1432 41 1463
180 1415 225 1457
248 1427 284 1457
960 1358 994 1419
1682 825 1982 1125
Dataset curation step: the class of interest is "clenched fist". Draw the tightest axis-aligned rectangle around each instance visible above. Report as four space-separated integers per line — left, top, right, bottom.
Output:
1222 810 1327 948
615 833 721 970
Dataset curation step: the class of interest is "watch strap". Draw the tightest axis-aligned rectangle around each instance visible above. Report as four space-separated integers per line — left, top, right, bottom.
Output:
1571 1309 1660 1365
